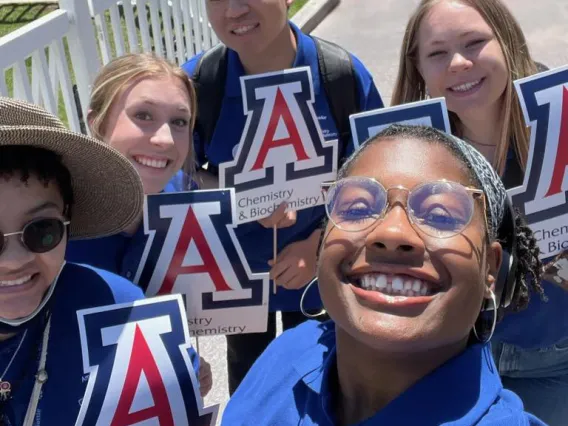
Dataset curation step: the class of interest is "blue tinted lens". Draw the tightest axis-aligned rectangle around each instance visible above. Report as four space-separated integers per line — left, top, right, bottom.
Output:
409 181 474 237
325 177 387 231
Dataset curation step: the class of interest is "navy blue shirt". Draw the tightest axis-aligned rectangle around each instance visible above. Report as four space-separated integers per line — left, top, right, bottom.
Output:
65 171 187 282
0 262 144 425
493 148 568 349
182 23 384 312
222 320 547 425
65 172 201 371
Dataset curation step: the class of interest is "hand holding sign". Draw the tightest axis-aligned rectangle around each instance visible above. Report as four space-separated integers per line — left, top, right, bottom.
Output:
258 201 297 229
198 356 213 397
268 229 320 290
508 65 568 261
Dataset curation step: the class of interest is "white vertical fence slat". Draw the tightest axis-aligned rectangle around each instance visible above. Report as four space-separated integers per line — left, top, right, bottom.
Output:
0 0 219 133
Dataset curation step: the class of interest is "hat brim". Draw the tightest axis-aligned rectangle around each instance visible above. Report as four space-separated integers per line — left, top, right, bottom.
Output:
0 126 144 240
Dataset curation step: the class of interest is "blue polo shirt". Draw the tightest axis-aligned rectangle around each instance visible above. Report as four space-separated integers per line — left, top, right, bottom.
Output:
222 320 547 425
182 22 383 312
65 171 200 372
65 171 187 283
0 262 143 425
493 148 568 349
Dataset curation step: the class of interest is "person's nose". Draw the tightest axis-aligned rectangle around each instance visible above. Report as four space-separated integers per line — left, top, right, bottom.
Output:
448 51 473 73
149 122 175 149
364 203 426 261
0 235 35 270
226 0 249 19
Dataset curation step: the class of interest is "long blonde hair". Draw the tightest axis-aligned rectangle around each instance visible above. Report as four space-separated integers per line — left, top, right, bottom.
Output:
88 53 197 176
391 0 538 175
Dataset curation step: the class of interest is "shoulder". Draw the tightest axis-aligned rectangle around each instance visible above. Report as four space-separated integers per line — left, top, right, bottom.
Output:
65 234 124 270
222 320 333 424
309 35 383 110
163 170 190 192
534 61 549 73
349 51 374 80
266 318 333 358
348 51 383 109
181 51 206 76
60 262 144 305
478 389 547 425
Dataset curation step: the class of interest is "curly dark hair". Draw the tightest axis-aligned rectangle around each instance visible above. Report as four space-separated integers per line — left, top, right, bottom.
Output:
0 146 74 216
318 124 545 336
508 211 545 311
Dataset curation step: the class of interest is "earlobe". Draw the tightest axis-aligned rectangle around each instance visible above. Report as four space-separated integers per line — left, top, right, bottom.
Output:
485 241 503 294
86 109 95 127
86 110 98 136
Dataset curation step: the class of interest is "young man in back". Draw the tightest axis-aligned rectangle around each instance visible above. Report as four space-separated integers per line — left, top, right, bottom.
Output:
182 0 383 394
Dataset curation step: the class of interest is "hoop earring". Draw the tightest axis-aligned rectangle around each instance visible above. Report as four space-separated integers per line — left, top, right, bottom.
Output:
300 277 327 319
472 288 497 344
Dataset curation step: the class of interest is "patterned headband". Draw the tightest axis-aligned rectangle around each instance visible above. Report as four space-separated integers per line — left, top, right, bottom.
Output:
446 134 507 238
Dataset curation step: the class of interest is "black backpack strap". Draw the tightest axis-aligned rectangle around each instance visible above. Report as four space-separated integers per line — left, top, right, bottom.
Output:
191 43 228 171
312 36 360 164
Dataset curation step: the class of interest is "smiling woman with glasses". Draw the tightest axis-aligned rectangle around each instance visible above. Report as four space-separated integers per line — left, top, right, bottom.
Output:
221 124 547 426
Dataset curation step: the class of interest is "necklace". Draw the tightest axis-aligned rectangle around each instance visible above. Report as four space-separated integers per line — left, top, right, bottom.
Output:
0 330 28 402
463 136 496 148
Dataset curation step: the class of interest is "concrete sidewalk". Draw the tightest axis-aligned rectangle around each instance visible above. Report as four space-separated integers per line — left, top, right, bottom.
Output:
312 0 568 105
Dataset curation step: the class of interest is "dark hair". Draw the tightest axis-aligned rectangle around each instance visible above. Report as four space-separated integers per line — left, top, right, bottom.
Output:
0 146 74 217
319 124 544 324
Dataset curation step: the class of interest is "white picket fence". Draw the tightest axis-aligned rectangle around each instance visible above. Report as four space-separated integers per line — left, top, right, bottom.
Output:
0 0 219 133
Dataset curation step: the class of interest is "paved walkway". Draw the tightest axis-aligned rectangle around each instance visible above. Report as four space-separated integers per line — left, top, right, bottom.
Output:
201 1 568 423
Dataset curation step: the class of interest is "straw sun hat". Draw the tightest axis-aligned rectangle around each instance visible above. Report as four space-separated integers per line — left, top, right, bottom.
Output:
0 97 144 240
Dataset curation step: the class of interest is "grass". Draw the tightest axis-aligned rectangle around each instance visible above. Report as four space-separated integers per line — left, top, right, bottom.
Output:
1 4 72 124
0 3 56 37
289 0 310 17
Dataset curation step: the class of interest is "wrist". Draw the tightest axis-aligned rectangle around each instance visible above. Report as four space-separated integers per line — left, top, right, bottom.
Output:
308 228 323 244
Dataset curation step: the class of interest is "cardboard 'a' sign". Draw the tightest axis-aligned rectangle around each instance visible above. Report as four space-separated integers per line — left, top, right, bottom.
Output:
508 65 568 259
218 67 339 225
76 295 219 426
134 189 269 336
349 98 452 149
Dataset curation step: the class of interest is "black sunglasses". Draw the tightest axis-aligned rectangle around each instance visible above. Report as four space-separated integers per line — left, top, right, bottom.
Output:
0 218 70 255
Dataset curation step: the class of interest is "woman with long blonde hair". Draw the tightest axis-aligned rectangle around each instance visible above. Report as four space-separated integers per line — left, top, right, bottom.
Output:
392 1 567 424
66 53 212 397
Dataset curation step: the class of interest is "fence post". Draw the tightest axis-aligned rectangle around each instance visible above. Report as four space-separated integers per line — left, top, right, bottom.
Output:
58 0 101 134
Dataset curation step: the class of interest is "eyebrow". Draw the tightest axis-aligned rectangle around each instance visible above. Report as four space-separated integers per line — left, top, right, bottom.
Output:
137 98 190 113
429 31 477 45
26 201 63 216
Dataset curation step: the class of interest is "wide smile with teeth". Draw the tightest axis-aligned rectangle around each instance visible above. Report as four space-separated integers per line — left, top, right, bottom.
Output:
0 274 33 287
356 273 436 297
134 155 169 170
232 24 258 35
450 79 482 92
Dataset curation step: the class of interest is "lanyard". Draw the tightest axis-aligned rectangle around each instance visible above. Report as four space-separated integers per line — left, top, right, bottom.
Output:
22 318 50 426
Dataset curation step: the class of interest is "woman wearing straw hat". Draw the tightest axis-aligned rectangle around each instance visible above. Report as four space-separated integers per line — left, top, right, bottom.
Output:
0 97 146 425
